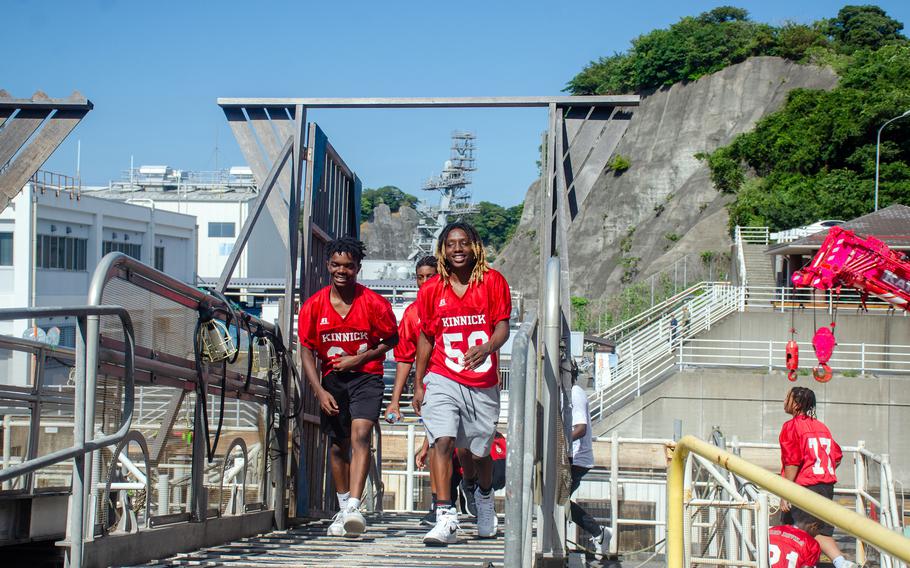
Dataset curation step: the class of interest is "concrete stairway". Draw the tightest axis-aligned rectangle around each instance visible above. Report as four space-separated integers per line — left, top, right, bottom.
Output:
741 243 775 288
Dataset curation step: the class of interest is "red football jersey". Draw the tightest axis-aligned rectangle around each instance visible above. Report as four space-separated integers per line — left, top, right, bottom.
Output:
394 302 420 364
417 270 511 388
779 414 842 486
298 283 397 377
769 525 820 568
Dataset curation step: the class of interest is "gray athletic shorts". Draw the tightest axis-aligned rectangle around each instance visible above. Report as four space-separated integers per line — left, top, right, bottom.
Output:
421 372 500 457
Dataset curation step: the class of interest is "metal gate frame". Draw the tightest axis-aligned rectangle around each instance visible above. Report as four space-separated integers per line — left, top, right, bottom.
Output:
216 96 640 557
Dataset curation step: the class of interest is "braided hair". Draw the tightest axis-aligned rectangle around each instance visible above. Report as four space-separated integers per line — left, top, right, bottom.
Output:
416 255 437 271
326 236 366 265
788 386 817 419
434 221 490 285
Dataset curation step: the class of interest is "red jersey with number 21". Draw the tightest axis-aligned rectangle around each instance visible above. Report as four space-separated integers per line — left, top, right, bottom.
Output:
298 283 397 377
769 525 820 568
779 414 842 486
417 270 511 388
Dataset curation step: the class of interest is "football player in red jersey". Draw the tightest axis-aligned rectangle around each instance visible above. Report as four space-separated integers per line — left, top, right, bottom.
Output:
384 255 441 525
298 236 398 538
412 221 511 546
779 387 855 568
769 519 822 568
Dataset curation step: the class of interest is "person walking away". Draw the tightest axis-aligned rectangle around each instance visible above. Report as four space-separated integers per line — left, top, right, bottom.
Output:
568 371 612 555
412 221 511 546
298 237 398 538
384 255 439 525
779 387 855 568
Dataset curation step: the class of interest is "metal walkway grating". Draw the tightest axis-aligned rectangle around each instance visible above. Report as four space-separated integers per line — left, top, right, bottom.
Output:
132 512 505 567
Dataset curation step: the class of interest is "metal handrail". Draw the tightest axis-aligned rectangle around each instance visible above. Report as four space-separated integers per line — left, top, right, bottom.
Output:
0 306 135 482
504 313 538 567
668 435 910 568
735 227 748 286
600 281 711 339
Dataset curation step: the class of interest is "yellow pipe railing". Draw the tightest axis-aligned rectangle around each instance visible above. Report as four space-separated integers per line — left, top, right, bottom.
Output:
668 435 910 567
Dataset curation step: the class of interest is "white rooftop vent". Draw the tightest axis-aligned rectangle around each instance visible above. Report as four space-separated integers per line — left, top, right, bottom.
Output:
229 166 253 177
139 165 170 177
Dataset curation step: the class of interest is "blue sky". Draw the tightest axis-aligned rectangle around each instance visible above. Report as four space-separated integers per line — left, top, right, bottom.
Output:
4 1 909 207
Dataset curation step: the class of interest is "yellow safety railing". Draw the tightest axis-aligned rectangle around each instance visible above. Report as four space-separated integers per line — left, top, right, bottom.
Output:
668 435 910 567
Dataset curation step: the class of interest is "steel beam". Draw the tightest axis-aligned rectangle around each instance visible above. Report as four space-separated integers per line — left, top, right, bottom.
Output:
222 107 290 250
0 109 89 209
218 96 640 108
0 91 93 111
0 109 50 167
217 136 293 293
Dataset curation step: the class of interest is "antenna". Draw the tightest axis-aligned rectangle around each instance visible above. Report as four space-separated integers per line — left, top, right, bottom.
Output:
76 140 81 181
408 131 478 259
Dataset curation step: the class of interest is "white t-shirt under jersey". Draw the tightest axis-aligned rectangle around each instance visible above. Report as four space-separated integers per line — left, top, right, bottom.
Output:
571 384 594 468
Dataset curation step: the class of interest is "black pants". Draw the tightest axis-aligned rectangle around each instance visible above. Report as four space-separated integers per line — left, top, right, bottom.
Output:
570 465 603 538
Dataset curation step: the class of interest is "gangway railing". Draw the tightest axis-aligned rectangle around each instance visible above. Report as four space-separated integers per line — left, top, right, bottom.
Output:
504 313 539 568
503 257 570 566
0 253 284 568
669 435 910 568
0 305 135 568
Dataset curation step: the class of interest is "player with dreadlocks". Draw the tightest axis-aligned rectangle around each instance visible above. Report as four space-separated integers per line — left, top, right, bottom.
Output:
298 236 398 538
412 221 512 546
778 387 856 568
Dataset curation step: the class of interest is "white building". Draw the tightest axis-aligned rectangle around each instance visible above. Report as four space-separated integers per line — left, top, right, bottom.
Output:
0 180 196 385
86 167 285 286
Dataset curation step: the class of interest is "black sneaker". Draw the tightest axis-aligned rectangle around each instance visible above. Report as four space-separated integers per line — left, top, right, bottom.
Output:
460 479 477 517
419 507 436 526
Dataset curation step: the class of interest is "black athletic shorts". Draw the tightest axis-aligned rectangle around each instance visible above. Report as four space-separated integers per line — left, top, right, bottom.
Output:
782 482 835 536
320 371 384 441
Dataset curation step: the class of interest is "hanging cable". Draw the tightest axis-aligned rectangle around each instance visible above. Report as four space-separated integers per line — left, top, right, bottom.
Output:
193 295 239 463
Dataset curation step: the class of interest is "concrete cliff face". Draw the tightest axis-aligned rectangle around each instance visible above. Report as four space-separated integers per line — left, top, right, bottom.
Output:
497 57 838 299
360 203 419 260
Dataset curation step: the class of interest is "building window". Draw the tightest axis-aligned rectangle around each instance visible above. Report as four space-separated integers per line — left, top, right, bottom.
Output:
103 241 142 261
154 246 165 271
208 222 235 238
0 233 11 266
36 235 87 271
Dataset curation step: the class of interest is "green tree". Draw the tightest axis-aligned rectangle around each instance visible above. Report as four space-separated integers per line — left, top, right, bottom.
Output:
825 5 905 52
360 186 419 221
705 42 910 230
464 201 524 252
564 5 907 96
565 6 779 94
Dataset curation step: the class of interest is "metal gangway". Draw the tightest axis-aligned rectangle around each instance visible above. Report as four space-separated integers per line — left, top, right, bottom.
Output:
4 91 910 568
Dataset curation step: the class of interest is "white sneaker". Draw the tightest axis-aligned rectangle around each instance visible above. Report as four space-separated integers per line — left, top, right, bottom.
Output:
591 528 611 555
327 511 346 537
423 506 458 546
474 487 498 538
342 505 366 537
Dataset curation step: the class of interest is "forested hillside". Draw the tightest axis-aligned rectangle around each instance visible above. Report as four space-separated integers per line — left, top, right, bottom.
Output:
567 5 909 231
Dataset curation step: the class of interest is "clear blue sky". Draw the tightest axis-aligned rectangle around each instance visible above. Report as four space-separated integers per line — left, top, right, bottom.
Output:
4 0 908 207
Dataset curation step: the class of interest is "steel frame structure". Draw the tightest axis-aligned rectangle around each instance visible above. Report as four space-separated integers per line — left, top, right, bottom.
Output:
215 95 639 567
215 96 638 532
0 91 93 212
